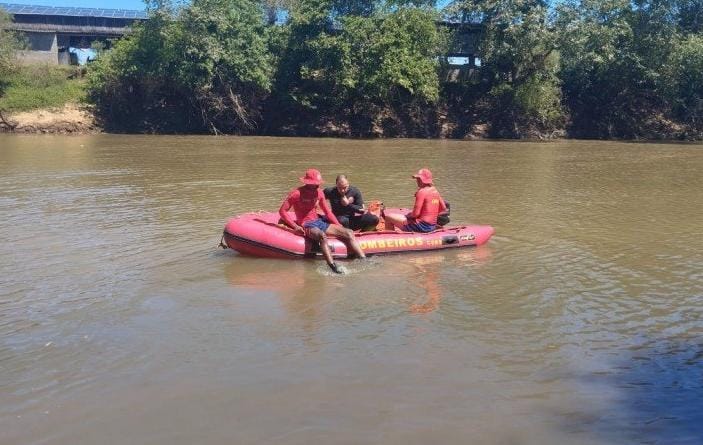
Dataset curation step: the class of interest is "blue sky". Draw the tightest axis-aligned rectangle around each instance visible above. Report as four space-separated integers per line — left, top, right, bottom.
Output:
5 0 146 10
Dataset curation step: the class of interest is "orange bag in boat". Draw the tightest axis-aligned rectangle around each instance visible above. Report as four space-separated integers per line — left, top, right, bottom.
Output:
366 200 385 231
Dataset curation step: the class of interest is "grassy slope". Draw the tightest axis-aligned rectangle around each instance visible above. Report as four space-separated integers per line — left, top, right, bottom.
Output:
0 64 87 112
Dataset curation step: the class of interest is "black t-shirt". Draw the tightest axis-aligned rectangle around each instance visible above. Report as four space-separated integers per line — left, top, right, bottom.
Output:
323 186 364 217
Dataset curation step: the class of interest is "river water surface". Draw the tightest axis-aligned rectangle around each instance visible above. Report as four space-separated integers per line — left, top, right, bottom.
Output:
1 135 702 444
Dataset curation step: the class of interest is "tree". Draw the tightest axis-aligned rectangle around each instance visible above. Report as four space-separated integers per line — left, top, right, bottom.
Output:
265 0 342 128
556 0 684 138
676 0 703 33
87 3 182 131
173 0 273 133
341 8 446 105
1 9 23 87
445 0 563 136
670 35 703 129
88 0 273 133
267 2 446 134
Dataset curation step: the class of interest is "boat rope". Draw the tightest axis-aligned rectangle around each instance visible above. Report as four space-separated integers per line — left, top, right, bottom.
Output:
218 233 228 249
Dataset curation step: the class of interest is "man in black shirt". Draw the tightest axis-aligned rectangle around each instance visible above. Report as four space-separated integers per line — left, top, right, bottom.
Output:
323 174 380 231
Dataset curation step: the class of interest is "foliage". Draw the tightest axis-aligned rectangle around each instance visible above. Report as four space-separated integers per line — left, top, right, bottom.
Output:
268 2 446 133
88 10 175 131
341 8 446 104
0 9 24 97
83 0 703 138
173 0 273 132
512 53 563 126
676 0 703 34
555 0 687 137
88 0 272 133
266 0 337 121
0 65 87 112
669 35 703 128
445 0 563 136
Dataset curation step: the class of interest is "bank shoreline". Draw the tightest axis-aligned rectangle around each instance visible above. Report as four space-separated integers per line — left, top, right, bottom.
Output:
2 105 701 141
0 103 99 134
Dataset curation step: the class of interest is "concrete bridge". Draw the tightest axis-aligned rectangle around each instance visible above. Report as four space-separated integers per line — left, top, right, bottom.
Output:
442 21 482 68
0 3 146 64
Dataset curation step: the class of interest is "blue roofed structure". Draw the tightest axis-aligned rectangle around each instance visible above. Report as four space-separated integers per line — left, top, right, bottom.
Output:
0 2 147 64
0 3 147 18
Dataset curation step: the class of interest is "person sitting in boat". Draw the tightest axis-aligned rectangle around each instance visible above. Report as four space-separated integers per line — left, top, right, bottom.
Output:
384 168 448 233
323 174 380 232
279 168 366 273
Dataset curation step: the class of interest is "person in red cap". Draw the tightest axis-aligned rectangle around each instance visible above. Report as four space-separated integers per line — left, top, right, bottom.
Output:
279 168 366 273
384 168 448 233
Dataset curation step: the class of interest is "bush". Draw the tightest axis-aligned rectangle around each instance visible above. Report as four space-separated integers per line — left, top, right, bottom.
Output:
670 35 703 129
1 9 25 99
342 8 446 104
87 0 273 134
0 65 87 112
268 4 446 134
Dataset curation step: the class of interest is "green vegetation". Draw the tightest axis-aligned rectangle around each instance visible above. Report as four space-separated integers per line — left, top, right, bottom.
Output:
555 0 693 138
669 34 703 132
88 0 273 133
1 11 86 114
2 0 699 138
267 3 447 135
0 65 87 112
451 0 564 137
1 9 23 102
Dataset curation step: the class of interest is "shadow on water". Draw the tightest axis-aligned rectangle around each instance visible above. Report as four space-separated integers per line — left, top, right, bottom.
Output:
568 339 703 444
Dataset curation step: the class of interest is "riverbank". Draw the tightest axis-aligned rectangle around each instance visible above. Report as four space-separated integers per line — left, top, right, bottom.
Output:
0 107 513 138
1 100 700 140
0 65 699 139
0 64 98 134
0 103 98 134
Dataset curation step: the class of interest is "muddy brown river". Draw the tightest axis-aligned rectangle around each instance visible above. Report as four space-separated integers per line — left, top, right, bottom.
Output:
1 135 702 444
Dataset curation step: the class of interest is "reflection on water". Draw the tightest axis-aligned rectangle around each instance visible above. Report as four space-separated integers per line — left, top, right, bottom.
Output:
1 134 703 445
408 247 493 314
409 255 444 314
223 247 492 317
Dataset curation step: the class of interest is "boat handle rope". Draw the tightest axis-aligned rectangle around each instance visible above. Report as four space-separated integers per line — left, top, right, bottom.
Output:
218 233 228 249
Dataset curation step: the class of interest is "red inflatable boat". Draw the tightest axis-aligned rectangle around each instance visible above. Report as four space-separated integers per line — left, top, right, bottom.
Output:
222 209 494 259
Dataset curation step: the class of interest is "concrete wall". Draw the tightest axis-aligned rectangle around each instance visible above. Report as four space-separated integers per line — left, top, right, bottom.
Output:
17 31 58 64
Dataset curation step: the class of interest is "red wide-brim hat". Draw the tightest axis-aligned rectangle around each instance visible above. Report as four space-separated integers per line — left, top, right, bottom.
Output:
300 168 324 185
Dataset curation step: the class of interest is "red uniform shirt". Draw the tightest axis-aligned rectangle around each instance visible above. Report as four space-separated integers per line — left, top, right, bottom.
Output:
409 186 447 225
279 187 340 228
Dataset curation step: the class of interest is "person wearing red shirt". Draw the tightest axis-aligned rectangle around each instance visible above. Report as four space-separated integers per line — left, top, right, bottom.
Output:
279 169 366 273
384 168 448 233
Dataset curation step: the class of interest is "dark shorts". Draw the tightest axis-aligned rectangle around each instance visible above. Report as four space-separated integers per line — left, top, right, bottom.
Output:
402 220 437 233
336 213 380 231
303 218 330 235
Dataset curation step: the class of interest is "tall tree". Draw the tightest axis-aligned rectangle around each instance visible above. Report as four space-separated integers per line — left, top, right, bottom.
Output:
669 35 703 129
676 0 703 33
446 0 563 136
89 0 273 133
556 0 684 137
0 9 23 85
174 0 273 133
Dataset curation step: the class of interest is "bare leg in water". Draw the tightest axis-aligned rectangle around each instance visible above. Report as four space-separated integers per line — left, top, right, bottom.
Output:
305 227 341 273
